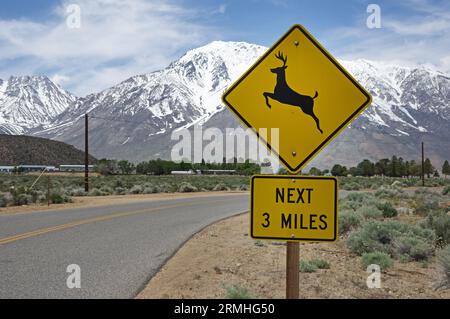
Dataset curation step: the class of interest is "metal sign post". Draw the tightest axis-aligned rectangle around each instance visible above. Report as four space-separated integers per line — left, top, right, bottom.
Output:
286 241 299 299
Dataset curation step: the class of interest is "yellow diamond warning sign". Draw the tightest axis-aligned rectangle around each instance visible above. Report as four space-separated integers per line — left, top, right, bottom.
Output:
251 175 338 242
222 24 372 173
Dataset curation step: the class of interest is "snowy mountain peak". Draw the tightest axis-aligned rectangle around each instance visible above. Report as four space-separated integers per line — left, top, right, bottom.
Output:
0 75 75 135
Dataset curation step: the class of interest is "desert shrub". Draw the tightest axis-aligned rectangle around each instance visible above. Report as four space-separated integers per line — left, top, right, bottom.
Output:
311 259 330 269
114 187 127 195
356 205 383 219
396 236 434 261
437 245 450 289
375 185 404 199
88 188 110 196
376 202 398 218
422 211 450 246
361 252 393 270
0 193 8 207
299 259 330 273
213 183 229 191
129 185 143 194
339 193 377 211
299 260 318 273
225 285 254 299
347 220 435 261
339 210 363 234
13 193 32 206
443 186 450 196
66 187 87 197
99 186 113 195
239 184 249 191
342 182 361 191
50 193 71 204
143 185 160 194
413 197 440 216
178 182 198 193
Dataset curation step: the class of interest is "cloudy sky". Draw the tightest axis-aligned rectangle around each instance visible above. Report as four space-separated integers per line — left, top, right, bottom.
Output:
0 0 449 96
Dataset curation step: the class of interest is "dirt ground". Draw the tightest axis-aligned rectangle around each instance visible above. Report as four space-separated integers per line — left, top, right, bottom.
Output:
137 213 450 299
0 191 247 215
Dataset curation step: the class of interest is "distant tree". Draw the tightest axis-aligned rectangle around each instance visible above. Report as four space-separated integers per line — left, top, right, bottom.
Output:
374 158 389 176
118 160 134 175
331 164 347 176
433 170 440 178
424 158 434 178
442 160 450 177
357 159 375 177
409 160 421 177
309 167 322 176
348 166 361 177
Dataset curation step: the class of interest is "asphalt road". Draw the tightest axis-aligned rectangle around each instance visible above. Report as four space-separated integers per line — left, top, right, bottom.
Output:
0 193 249 299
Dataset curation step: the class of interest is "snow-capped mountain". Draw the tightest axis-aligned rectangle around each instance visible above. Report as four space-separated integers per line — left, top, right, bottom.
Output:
0 76 76 135
4 41 449 167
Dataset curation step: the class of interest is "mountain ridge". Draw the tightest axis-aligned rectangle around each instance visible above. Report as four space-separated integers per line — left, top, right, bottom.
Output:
0 41 448 168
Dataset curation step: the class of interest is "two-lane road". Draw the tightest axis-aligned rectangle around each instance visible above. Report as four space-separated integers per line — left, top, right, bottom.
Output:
0 193 249 298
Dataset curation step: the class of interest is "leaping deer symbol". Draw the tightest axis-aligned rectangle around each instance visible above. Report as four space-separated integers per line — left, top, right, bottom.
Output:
263 51 323 134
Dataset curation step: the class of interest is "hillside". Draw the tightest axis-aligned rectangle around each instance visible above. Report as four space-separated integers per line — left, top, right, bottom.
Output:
0 134 96 166
31 41 449 168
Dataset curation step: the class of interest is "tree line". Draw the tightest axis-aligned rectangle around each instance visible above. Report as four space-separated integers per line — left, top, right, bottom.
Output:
95 158 261 176
324 157 450 177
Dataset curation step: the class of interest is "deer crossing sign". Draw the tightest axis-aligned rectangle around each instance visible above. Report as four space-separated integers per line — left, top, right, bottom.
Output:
222 25 372 173
251 175 338 242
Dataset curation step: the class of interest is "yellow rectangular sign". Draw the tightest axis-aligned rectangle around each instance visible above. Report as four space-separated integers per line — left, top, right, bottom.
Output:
251 175 338 242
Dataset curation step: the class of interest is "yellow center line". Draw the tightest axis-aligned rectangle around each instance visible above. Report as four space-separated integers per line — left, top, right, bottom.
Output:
0 198 235 246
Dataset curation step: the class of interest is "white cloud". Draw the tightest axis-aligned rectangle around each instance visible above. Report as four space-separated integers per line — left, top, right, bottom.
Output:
323 0 450 73
0 0 218 95
218 4 227 14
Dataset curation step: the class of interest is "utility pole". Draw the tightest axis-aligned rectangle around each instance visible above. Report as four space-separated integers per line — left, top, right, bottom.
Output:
85 113 89 193
421 142 425 187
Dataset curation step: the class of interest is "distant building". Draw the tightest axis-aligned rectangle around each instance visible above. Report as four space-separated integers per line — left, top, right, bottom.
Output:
0 166 14 173
18 165 56 172
59 165 94 172
202 170 236 175
171 170 196 175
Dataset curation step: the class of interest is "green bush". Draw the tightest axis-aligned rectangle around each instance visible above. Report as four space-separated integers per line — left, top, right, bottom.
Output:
413 197 440 216
178 182 198 193
114 187 127 195
375 185 404 199
361 251 393 270
422 211 450 246
396 236 434 261
299 260 318 273
0 193 8 207
376 202 398 218
443 185 450 196
339 193 377 211
129 185 143 194
213 183 229 191
14 193 32 206
438 245 450 289
311 259 330 269
299 259 330 273
225 285 254 299
50 193 71 204
339 210 363 234
347 220 435 261
356 205 383 219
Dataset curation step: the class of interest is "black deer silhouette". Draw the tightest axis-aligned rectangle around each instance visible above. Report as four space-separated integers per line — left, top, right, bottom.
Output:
263 51 323 134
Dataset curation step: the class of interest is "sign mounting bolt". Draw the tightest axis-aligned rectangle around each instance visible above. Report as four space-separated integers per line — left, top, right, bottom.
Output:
292 151 297 157
294 40 299 47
